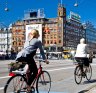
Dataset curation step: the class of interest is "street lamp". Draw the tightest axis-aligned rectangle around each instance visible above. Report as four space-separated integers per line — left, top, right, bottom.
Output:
5 7 9 11
74 0 85 7
74 0 78 7
5 1 9 12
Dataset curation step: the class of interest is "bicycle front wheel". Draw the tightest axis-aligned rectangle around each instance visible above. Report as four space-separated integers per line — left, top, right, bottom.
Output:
36 71 51 93
4 74 27 93
85 64 92 81
74 66 82 84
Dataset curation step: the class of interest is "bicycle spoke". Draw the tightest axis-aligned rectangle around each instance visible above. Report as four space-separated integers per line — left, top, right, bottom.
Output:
36 71 51 93
74 66 82 84
85 65 92 81
4 75 27 93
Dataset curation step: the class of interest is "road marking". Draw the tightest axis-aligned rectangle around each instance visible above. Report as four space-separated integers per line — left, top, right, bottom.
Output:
43 63 73 68
0 76 10 79
0 63 96 79
1 63 96 78
91 64 96 66
0 87 4 90
47 63 96 72
0 66 75 79
47 66 75 72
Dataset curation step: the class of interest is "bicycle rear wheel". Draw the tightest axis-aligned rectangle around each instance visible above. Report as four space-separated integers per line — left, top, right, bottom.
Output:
4 74 27 93
36 71 51 93
85 64 92 81
74 66 82 84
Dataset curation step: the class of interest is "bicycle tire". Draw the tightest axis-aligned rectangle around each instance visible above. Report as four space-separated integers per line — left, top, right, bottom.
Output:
74 66 82 84
85 64 92 81
4 74 27 93
36 71 51 93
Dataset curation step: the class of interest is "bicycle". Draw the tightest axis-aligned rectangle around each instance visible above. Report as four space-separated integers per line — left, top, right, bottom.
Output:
74 59 92 84
4 60 51 93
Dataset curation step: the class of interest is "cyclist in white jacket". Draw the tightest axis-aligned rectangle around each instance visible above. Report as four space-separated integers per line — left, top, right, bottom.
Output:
75 38 90 73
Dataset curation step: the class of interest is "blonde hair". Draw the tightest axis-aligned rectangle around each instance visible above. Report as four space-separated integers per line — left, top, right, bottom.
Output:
80 38 85 44
28 29 39 39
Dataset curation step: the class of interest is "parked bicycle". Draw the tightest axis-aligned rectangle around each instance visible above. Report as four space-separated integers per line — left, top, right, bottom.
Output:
74 59 92 84
4 60 51 93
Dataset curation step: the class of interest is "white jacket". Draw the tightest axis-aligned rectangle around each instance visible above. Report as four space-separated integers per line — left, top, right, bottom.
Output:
75 44 89 58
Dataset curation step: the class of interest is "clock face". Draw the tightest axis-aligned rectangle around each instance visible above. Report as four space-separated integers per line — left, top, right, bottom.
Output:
58 8 66 17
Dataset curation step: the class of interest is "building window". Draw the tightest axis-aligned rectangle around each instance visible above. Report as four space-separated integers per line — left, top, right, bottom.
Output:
51 41 53 44
59 40 61 43
47 40 49 44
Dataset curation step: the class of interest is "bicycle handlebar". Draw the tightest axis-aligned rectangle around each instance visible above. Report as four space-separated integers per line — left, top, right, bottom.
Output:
35 59 46 62
35 59 49 64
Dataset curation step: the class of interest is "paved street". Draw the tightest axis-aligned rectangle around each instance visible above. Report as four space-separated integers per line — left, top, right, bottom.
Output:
0 59 96 93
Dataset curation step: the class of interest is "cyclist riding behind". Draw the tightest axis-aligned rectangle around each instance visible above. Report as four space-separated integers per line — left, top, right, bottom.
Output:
15 29 49 92
75 38 90 74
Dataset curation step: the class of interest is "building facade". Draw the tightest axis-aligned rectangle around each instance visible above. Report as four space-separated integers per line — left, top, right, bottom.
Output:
10 3 96 53
85 21 96 52
65 11 85 50
11 21 25 53
11 4 66 52
0 28 12 54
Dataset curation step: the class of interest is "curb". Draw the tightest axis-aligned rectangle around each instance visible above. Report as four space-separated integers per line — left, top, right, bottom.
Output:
85 84 96 93
79 84 96 93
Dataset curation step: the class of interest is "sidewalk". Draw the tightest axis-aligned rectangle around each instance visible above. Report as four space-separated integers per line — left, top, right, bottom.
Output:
84 85 96 93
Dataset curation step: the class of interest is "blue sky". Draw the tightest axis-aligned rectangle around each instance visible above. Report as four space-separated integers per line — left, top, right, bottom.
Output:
0 0 96 27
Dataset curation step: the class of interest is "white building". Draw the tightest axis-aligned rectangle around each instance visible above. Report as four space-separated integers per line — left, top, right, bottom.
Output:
0 28 12 54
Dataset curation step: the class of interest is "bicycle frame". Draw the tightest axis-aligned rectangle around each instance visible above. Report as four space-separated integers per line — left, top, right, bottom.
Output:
8 61 45 91
5 60 51 93
74 60 92 84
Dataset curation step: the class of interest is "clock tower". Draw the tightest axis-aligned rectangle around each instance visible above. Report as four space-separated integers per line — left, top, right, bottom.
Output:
57 3 66 47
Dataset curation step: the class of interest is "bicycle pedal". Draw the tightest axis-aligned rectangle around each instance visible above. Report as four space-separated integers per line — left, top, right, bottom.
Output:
31 88 35 93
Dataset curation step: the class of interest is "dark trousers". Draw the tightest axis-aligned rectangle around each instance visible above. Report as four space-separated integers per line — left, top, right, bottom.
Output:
75 57 89 72
27 54 38 86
